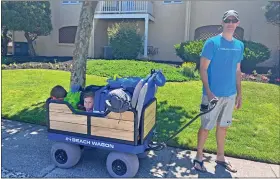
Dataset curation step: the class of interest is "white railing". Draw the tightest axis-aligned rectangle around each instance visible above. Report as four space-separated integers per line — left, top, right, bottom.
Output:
95 1 153 15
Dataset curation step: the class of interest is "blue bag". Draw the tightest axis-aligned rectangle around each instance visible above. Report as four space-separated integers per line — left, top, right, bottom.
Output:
107 77 142 94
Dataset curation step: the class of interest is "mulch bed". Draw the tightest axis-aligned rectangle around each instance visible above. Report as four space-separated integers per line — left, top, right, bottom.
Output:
1 60 73 71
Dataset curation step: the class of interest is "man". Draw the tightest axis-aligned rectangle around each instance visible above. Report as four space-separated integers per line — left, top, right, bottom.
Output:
193 10 244 173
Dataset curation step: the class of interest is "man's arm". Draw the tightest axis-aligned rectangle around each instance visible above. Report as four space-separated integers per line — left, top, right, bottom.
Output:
200 39 215 100
200 57 214 100
235 62 242 109
236 63 242 95
237 42 244 97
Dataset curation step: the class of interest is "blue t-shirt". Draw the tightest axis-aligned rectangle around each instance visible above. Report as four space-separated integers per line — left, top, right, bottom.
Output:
200 35 244 97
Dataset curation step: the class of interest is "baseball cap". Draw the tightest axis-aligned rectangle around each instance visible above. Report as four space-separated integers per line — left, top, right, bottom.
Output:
223 10 239 21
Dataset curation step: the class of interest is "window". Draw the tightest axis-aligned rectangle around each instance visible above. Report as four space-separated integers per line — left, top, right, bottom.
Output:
62 1 81 4
163 1 182 4
59 26 77 44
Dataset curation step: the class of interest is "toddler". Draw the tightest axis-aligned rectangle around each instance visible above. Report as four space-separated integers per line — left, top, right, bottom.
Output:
83 91 95 112
50 85 67 101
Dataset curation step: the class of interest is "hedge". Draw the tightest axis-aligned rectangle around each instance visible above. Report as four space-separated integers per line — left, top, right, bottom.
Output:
108 21 144 59
174 39 271 73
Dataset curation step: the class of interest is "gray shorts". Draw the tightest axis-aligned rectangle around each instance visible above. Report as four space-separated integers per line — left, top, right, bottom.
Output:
200 94 236 130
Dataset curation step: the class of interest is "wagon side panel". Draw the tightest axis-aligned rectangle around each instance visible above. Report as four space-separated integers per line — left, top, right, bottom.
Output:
91 111 135 141
49 103 87 134
143 100 156 138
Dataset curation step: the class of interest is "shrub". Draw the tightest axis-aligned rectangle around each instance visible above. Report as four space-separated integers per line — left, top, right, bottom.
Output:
174 40 205 64
174 39 271 73
181 62 198 78
241 40 271 73
108 21 144 59
1 56 14 65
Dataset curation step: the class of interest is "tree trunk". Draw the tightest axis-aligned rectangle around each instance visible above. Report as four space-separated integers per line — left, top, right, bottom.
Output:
24 32 36 57
70 1 97 88
2 28 9 56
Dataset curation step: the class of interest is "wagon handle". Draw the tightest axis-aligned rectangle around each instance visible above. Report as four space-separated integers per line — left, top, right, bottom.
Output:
145 98 219 152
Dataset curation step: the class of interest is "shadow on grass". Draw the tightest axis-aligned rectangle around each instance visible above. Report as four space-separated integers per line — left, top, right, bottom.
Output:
4 101 47 126
155 100 198 145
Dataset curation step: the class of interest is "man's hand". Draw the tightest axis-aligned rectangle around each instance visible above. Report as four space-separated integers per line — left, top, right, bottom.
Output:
207 91 216 101
235 94 242 109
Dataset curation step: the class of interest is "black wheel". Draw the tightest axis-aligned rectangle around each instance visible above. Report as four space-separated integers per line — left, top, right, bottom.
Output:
106 151 139 178
51 142 82 168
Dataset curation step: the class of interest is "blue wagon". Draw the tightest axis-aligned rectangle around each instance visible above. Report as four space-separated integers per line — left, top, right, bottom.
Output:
46 70 166 178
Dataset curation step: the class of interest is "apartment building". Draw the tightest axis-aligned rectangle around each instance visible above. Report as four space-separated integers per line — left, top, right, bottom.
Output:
13 0 279 65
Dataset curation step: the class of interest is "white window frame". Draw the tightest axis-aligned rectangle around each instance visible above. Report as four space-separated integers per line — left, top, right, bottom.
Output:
163 1 183 4
62 1 81 5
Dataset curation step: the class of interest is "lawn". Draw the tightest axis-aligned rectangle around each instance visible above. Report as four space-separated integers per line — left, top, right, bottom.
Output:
1 69 107 124
2 69 280 164
86 59 196 82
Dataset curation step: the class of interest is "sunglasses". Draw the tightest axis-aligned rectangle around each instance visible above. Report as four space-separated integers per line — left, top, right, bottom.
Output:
224 18 239 23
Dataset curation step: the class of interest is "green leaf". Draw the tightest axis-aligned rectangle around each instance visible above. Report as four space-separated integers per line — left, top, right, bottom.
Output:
264 1 280 26
1 1 53 38
108 21 144 59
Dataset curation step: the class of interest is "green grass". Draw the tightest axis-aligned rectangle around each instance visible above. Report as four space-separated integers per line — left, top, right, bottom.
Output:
2 69 280 164
1 69 107 125
86 59 195 82
155 81 280 164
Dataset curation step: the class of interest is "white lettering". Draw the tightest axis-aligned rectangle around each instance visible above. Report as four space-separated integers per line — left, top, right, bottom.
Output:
92 141 114 148
218 48 240 51
86 140 91 145
65 137 114 148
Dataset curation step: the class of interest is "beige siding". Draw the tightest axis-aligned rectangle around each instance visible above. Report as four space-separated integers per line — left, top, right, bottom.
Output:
94 19 109 58
149 1 186 62
11 1 279 66
190 1 279 66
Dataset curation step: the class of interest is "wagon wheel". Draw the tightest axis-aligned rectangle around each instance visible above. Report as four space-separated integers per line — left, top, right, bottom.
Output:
106 151 139 178
51 142 82 168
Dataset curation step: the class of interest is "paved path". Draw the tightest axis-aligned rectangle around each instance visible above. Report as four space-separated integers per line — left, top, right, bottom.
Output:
1 119 279 178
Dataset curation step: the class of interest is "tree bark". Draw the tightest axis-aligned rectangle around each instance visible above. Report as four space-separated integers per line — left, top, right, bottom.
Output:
2 28 9 56
24 32 36 56
70 1 97 88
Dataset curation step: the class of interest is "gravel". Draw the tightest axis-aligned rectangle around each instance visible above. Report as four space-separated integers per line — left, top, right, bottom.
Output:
1 167 32 178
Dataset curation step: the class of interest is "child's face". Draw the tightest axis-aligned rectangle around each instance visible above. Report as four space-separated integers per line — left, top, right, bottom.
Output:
84 97 94 111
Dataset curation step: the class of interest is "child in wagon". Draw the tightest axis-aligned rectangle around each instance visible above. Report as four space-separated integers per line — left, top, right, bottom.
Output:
50 85 67 101
77 91 95 112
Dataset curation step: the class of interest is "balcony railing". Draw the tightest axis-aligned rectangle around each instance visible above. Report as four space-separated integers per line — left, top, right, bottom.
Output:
95 1 154 16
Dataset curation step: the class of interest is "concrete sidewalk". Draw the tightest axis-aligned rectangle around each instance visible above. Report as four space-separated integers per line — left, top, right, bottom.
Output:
1 119 279 178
